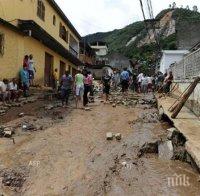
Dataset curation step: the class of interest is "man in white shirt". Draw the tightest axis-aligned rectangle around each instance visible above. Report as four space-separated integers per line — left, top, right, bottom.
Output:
0 79 11 104
137 73 143 93
8 78 22 102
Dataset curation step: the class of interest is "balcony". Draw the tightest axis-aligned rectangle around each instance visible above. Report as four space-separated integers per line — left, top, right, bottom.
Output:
69 45 78 57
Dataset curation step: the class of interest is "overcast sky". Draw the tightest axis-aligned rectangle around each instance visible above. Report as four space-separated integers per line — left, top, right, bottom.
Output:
55 0 200 36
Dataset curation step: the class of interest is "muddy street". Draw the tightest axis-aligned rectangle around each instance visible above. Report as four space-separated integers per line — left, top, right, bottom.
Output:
0 92 200 196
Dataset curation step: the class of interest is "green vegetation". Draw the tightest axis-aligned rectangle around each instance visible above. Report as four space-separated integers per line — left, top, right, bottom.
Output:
84 8 200 63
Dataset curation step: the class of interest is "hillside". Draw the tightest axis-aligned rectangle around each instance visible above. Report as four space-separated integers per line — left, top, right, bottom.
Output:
84 8 200 62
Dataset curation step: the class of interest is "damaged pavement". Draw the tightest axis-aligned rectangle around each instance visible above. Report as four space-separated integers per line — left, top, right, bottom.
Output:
0 90 200 195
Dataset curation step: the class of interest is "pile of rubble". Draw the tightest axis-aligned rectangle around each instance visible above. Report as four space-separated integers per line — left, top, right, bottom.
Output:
0 97 37 116
108 93 140 107
136 112 159 123
0 126 14 138
0 167 29 191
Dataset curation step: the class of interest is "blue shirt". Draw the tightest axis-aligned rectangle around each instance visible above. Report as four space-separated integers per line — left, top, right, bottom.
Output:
121 71 130 81
20 68 29 85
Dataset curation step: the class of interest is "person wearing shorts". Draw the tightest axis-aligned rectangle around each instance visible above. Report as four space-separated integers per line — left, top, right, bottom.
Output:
74 69 84 109
28 54 36 86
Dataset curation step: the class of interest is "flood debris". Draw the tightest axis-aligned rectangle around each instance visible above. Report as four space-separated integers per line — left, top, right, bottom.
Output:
0 167 29 191
158 140 174 160
0 126 15 138
106 132 114 140
137 112 159 123
22 123 37 132
115 133 122 141
137 141 160 157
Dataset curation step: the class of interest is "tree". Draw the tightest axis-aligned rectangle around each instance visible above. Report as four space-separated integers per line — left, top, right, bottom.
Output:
169 4 172 8
172 2 176 9
186 5 190 10
193 5 198 12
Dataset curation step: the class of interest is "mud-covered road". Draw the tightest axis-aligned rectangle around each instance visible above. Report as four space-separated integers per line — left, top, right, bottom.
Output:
0 92 200 196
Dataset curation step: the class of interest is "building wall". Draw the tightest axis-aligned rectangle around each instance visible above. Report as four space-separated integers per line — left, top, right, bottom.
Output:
160 53 187 74
0 24 74 84
171 48 200 116
0 0 80 51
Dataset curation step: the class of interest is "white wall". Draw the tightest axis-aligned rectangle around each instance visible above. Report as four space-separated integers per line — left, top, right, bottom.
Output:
160 53 186 74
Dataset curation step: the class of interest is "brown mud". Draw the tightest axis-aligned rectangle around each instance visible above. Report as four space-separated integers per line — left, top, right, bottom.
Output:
0 92 200 196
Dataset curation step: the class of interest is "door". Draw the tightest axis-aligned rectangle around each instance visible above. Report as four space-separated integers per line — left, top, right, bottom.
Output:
60 61 66 79
44 52 53 87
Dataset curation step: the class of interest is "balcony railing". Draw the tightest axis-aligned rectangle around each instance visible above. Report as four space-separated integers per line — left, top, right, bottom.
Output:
69 45 78 57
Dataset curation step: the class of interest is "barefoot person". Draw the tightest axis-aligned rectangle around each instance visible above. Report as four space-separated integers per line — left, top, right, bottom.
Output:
74 69 84 109
0 79 11 104
8 78 22 102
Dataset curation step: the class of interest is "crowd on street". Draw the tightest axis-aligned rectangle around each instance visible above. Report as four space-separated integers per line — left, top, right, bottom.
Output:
0 57 174 108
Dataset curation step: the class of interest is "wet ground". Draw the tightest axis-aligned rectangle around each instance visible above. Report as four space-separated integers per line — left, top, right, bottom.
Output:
0 91 200 196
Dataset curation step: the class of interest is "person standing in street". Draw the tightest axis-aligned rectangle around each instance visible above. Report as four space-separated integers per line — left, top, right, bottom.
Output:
74 69 84 109
20 66 30 97
83 71 91 107
120 68 130 95
141 73 148 94
102 70 111 102
53 68 59 91
28 54 36 86
60 71 73 107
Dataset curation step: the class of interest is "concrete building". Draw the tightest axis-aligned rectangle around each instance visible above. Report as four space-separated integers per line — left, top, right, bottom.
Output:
79 41 96 67
90 41 109 66
0 0 82 86
159 50 189 74
107 53 132 71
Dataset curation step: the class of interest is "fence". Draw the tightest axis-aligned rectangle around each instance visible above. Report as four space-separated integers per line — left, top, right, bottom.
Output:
171 48 200 80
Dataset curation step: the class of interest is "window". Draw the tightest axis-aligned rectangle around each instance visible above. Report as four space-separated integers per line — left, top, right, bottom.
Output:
53 15 56 26
0 34 5 56
37 0 45 21
59 23 68 42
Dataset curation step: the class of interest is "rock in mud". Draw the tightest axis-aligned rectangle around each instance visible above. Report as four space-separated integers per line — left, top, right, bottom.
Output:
158 141 174 160
112 104 116 108
115 133 122 141
106 132 114 140
138 141 160 157
18 113 25 118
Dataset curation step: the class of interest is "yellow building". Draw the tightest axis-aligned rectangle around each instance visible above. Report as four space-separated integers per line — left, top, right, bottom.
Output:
0 0 82 86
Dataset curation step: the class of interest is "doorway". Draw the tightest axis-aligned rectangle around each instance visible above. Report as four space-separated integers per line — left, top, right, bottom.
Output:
60 61 66 78
44 52 53 87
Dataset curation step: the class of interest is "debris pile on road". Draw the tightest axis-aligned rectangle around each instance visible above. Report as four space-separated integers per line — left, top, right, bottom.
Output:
0 167 29 191
0 97 38 116
0 126 14 138
137 141 160 157
22 123 37 132
106 132 122 141
136 112 159 123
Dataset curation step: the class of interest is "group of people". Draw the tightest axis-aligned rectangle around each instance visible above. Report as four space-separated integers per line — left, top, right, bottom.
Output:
0 55 36 104
100 68 174 100
53 68 94 109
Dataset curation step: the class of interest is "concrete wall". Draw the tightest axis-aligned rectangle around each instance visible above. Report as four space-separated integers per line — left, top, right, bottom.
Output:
0 24 75 84
160 52 187 74
0 0 80 50
177 20 200 50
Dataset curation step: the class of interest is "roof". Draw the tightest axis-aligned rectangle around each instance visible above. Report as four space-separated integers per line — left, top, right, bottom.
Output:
162 50 189 55
47 0 81 40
